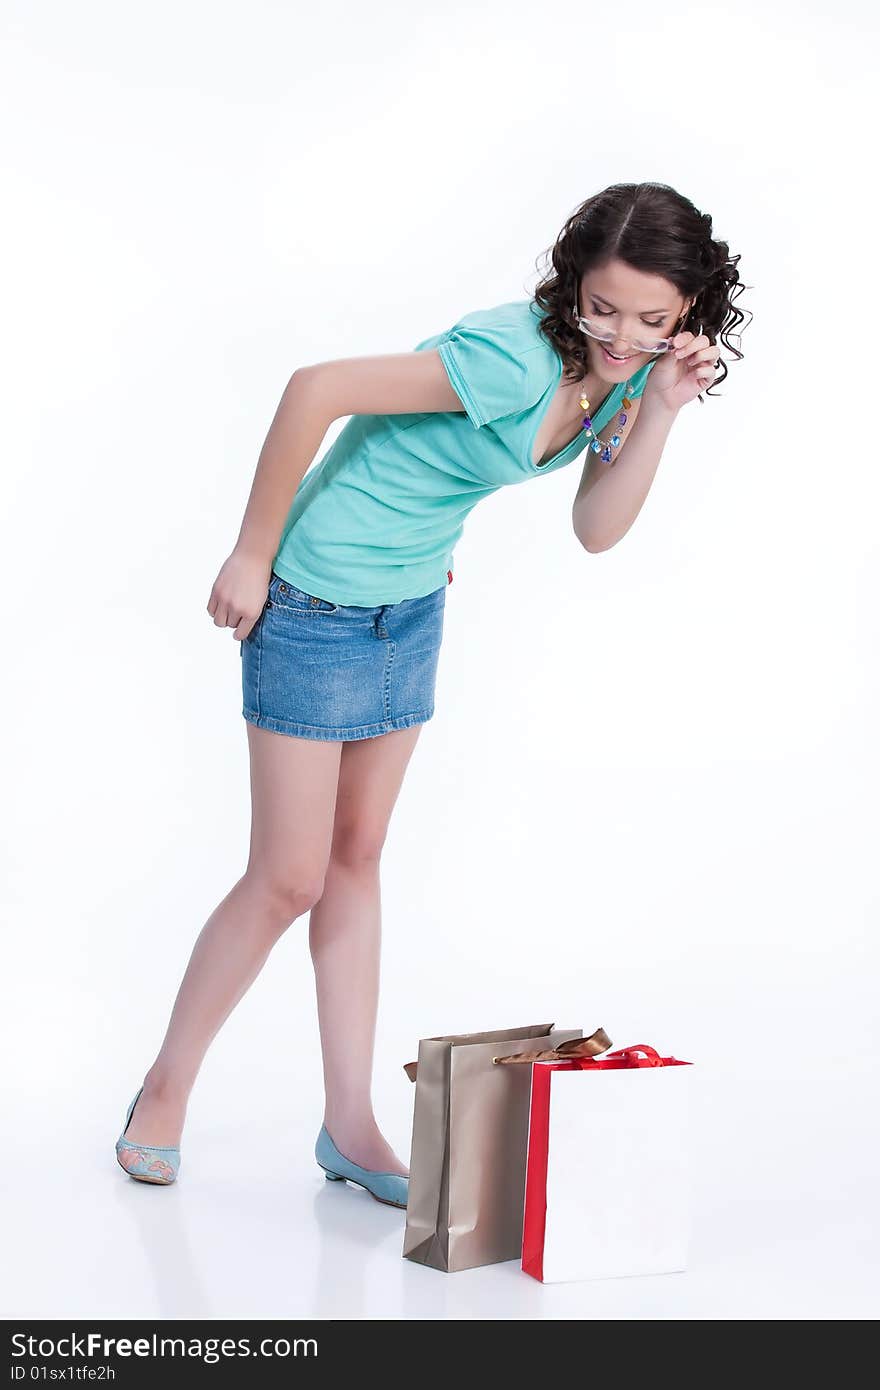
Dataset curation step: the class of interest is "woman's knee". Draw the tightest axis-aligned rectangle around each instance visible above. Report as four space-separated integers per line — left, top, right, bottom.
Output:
329 821 387 871
244 867 326 929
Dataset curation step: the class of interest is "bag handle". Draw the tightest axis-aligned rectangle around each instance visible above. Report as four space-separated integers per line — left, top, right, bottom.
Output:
491 1026 613 1067
405 1036 667 1078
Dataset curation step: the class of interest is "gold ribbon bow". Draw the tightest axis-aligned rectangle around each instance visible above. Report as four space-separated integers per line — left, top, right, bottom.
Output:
492 1025 613 1065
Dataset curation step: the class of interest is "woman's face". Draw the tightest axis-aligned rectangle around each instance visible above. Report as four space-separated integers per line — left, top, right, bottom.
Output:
578 258 691 384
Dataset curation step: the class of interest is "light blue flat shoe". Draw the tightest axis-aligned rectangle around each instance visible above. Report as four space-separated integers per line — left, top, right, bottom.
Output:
115 1085 181 1185
315 1124 408 1209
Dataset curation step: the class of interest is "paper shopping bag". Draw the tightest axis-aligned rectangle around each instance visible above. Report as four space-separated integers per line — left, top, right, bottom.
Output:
520 1043 694 1283
401 1022 588 1273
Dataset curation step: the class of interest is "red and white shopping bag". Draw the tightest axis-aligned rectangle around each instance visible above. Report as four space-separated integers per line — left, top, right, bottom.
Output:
521 1044 693 1284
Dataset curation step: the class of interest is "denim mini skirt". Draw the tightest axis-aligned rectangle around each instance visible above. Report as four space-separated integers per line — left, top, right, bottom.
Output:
241 571 447 741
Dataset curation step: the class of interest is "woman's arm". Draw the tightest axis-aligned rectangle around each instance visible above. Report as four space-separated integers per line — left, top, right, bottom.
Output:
210 350 462 638
571 397 679 553
235 351 463 563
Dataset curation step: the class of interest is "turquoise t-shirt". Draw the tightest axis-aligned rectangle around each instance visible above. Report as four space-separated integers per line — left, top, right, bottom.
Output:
272 299 657 605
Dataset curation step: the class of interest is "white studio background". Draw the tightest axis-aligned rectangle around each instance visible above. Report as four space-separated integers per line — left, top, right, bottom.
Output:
1 0 877 1321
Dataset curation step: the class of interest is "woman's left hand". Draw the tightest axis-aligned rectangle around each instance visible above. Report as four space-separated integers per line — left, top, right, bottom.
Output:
640 331 721 412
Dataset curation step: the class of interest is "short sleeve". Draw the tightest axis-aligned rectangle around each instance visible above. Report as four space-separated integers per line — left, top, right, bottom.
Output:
415 305 551 430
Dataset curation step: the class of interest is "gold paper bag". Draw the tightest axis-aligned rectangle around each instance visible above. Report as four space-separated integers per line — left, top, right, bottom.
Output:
401 1022 583 1273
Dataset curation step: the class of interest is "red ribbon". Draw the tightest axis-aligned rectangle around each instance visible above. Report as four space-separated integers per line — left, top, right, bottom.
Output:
573 1044 679 1070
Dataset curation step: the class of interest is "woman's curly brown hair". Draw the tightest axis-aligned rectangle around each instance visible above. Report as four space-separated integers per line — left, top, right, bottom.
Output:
530 181 752 401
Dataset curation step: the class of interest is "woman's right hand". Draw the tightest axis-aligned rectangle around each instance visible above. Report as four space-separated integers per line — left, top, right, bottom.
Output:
207 548 274 642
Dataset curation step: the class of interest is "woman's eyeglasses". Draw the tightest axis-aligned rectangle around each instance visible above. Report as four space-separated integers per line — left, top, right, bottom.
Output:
572 294 698 355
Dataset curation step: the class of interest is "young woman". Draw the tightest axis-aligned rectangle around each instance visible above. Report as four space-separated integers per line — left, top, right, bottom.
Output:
114 181 748 1204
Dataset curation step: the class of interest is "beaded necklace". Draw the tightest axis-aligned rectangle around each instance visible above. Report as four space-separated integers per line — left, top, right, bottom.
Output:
577 378 635 466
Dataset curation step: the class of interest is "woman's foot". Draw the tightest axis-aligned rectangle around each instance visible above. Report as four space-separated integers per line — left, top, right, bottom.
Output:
321 1116 409 1176
122 1078 188 1149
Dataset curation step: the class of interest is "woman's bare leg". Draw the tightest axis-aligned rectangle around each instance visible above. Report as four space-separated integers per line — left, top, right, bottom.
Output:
122 724 342 1149
309 723 424 1176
